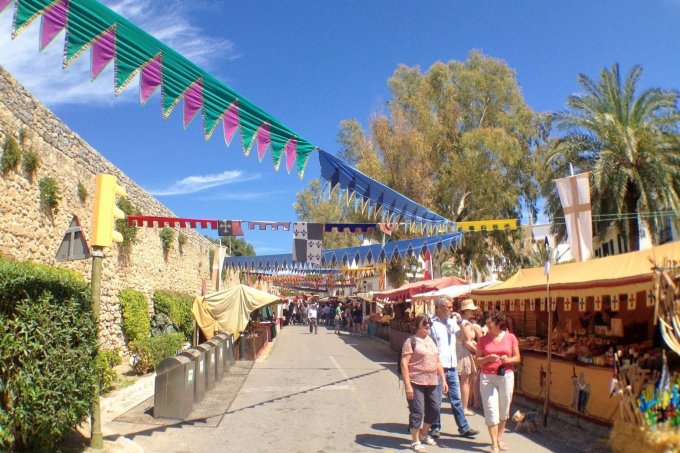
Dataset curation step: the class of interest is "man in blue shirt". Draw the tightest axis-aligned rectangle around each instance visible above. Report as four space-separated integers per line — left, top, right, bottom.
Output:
429 297 479 438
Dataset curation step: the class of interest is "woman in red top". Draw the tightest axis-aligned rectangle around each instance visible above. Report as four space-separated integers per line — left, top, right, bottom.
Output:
401 314 448 452
475 311 521 453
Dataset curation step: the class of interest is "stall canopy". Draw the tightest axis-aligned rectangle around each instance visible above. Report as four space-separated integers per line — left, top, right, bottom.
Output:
372 275 467 302
412 281 498 301
472 241 680 301
192 284 281 341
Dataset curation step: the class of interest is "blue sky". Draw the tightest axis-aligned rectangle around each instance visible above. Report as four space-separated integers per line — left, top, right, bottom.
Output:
1 0 678 255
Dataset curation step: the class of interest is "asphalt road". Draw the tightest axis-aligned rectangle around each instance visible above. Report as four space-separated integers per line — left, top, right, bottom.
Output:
104 324 607 453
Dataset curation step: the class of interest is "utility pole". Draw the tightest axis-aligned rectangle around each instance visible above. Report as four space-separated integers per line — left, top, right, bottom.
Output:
89 247 105 449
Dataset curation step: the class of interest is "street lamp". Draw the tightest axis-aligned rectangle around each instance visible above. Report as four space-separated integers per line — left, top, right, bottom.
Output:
362 280 368 292
410 262 418 282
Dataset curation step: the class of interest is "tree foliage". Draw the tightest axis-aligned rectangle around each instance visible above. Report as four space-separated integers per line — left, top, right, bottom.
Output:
296 51 545 278
544 64 680 251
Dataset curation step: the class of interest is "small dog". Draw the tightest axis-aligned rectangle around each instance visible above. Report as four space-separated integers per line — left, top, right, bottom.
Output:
512 409 540 433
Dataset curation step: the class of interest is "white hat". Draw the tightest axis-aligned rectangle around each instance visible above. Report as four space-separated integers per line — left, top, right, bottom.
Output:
460 298 479 311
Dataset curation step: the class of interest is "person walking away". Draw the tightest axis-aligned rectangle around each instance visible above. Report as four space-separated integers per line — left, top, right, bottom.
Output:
429 298 479 439
334 303 343 334
475 310 521 453
456 299 479 416
307 303 318 334
301 302 308 326
323 304 331 325
401 314 448 452
352 304 363 336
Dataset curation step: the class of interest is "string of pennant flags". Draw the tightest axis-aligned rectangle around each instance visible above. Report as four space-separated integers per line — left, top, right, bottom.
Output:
126 215 518 235
224 233 463 271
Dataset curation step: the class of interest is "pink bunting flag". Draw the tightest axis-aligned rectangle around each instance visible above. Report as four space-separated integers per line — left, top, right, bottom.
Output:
183 79 203 128
256 123 271 161
223 101 239 146
284 138 297 173
91 27 115 80
0 0 13 13
39 0 68 50
140 54 162 104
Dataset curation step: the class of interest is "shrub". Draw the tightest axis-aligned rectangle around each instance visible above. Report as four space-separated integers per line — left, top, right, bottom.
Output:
77 181 88 203
21 147 40 179
95 349 121 395
153 290 194 341
159 227 175 255
119 289 150 343
0 257 97 451
1 136 21 174
129 333 184 375
116 197 140 257
178 232 187 253
38 177 61 215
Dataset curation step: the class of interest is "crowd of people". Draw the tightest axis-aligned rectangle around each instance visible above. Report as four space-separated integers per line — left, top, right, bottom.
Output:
282 296 368 336
400 298 520 453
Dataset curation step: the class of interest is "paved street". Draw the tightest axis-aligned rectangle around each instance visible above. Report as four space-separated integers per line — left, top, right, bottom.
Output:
102 324 608 452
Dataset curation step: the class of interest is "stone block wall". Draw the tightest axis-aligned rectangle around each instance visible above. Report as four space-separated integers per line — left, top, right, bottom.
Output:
0 66 214 351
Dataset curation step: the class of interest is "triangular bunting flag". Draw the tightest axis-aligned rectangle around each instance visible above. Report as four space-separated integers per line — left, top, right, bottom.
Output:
90 26 116 80
183 79 203 128
256 123 271 162
39 0 67 50
140 54 162 104
284 138 297 174
223 101 239 146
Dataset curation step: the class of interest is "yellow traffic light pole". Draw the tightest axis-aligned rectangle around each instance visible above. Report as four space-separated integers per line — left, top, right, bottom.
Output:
90 174 126 449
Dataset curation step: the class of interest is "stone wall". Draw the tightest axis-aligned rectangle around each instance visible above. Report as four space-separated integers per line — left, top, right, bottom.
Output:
0 66 214 351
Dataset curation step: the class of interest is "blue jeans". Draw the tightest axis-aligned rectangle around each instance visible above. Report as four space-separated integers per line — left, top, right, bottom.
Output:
431 368 471 434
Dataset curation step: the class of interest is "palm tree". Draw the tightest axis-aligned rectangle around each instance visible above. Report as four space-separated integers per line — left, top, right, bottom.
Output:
546 64 680 252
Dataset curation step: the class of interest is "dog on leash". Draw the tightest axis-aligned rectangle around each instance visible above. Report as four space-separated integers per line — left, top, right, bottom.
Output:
512 409 540 433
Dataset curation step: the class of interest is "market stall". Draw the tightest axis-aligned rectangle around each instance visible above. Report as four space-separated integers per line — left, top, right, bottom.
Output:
472 241 680 424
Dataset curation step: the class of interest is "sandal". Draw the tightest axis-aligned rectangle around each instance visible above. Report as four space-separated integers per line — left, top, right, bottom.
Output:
498 441 509 451
464 409 475 416
489 447 500 453
419 435 437 446
410 441 426 452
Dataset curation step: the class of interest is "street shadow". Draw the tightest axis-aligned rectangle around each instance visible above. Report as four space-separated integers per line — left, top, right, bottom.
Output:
355 433 408 450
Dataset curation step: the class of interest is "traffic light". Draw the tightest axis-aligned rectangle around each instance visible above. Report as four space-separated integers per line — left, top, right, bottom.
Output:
91 174 127 247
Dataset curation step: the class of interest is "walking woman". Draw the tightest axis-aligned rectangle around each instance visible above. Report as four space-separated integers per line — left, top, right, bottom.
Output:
456 298 479 416
401 314 448 452
475 310 521 453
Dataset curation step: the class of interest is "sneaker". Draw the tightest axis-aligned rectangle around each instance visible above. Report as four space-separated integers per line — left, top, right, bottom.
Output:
429 429 440 439
419 435 437 446
410 442 426 453
461 428 479 437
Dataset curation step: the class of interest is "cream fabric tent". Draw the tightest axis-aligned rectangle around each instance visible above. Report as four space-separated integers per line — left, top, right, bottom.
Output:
192 284 282 341
411 281 498 301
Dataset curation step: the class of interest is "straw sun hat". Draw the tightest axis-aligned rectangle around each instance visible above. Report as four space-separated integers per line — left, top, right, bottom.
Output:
460 298 479 312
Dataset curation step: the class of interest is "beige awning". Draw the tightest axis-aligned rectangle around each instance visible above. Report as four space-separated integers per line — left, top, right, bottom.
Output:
192 284 282 341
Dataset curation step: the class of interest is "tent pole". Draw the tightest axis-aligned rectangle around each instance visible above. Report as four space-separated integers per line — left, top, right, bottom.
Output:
543 272 552 426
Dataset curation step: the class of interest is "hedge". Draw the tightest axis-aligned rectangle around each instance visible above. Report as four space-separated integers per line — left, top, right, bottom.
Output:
152 290 194 341
129 333 184 375
119 288 150 343
0 257 97 451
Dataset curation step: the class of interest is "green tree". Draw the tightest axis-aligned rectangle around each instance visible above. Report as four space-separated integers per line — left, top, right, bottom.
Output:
297 51 545 278
545 64 680 251
203 235 256 256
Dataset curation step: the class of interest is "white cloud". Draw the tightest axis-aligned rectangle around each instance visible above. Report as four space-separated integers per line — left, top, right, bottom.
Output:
0 0 236 106
147 170 259 196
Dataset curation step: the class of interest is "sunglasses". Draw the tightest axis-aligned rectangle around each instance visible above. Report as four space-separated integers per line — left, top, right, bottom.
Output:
421 321 432 327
